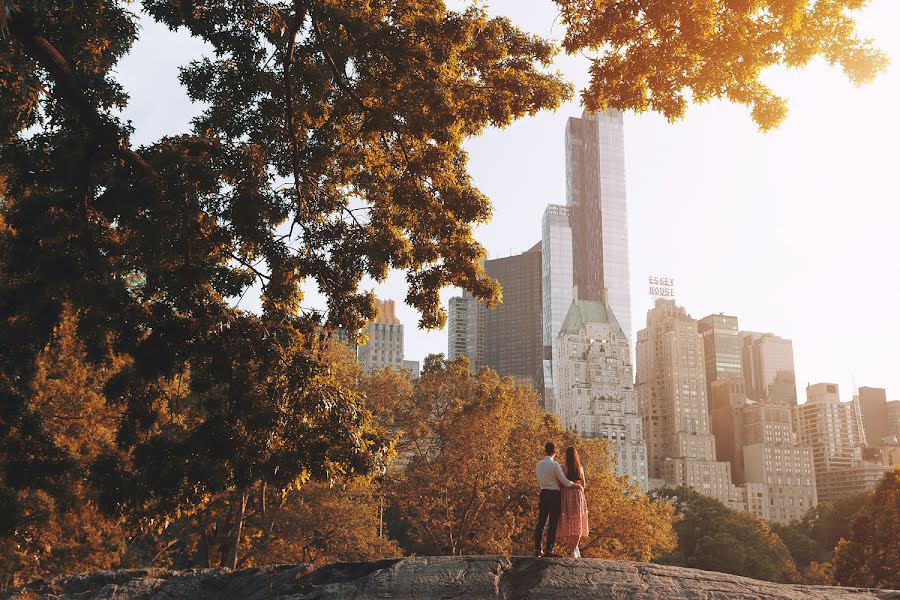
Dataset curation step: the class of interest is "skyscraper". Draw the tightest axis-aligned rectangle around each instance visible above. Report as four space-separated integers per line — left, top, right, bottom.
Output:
541 204 574 410
482 243 544 390
740 332 798 405
447 292 484 367
709 378 751 482
636 299 737 505
888 401 900 438
857 386 889 446
359 299 405 374
739 401 817 523
794 383 868 502
565 110 632 343
553 294 648 488
698 314 742 408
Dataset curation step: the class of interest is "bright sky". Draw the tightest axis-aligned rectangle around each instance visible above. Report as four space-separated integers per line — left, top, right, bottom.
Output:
117 1 900 403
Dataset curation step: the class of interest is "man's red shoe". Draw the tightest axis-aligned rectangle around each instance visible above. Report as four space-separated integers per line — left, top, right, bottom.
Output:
534 550 544 557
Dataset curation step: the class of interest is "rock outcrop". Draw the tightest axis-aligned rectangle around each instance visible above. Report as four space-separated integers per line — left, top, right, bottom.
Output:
4 556 898 600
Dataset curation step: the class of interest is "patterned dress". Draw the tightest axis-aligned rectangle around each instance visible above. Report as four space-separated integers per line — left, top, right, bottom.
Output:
557 467 589 539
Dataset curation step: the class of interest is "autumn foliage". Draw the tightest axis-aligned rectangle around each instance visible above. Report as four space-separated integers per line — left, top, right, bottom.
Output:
385 356 675 560
832 467 900 589
0 0 891 592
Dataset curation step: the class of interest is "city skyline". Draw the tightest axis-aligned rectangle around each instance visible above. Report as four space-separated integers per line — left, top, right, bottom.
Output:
116 0 900 402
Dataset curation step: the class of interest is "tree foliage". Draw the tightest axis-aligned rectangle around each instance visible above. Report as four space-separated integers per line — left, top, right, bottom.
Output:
653 487 798 583
0 0 888 579
2 0 569 563
554 0 889 129
385 357 675 559
832 467 899 589
0 310 126 591
772 490 869 582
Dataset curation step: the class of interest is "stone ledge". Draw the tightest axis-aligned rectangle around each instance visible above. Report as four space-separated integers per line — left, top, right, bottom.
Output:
4 556 898 600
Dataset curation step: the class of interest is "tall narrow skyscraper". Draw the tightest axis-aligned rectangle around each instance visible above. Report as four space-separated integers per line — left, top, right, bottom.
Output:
541 204 574 410
447 292 484 367
565 110 632 343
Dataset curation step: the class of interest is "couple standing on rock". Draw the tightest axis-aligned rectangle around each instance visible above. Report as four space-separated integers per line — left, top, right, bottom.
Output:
534 442 589 558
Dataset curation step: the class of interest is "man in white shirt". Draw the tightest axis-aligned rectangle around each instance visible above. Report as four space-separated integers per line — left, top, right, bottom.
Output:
534 441 581 557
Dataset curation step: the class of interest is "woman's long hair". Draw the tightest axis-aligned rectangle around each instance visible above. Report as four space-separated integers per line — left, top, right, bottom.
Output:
565 446 582 482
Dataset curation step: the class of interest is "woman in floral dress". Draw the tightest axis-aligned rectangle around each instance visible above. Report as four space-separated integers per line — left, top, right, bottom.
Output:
557 446 589 557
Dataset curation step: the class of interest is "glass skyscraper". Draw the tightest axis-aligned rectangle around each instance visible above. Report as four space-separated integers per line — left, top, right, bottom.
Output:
541 205 573 410
482 243 544 391
565 109 632 343
698 313 743 406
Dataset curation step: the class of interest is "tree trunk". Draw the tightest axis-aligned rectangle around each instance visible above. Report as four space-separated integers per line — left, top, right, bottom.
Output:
221 488 249 570
261 482 267 518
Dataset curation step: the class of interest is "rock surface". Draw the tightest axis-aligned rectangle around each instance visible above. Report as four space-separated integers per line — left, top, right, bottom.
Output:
4 557 898 600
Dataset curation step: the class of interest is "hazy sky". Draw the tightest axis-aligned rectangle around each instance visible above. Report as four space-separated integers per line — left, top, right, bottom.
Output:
116 1 900 403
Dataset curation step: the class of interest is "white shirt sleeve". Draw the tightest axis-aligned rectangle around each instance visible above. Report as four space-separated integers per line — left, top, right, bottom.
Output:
554 461 574 487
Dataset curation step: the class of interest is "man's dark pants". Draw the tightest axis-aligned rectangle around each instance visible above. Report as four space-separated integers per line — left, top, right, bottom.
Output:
534 489 562 554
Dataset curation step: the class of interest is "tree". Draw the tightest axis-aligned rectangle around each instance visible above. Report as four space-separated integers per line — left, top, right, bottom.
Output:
0 0 567 553
555 0 889 130
385 357 674 559
247 478 401 567
0 310 126 591
0 0 886 569
772 490 869 582
832 467 900 589
653 487 798 583
118 337 400 570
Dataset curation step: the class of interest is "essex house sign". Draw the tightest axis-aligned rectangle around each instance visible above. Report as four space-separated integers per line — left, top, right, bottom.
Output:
648 276 675 298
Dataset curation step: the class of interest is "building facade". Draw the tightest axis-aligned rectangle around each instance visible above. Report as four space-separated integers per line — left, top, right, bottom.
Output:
541 204 574 411
889 400 900 438
698 314 742 405
447 292 484 367
858 386 888 446
794 383 868 503
359 299 405 374
636 299 737 504
402 360 421 379
565 110 632 344
740 401 817 523
553 296 648 488
814 463 891 503
740 332 798 405
709 378 750 483
742 443 817 523
482 243 544 390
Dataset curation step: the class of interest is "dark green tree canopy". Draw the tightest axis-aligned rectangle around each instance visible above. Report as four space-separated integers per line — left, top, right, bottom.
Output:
652 487 799 583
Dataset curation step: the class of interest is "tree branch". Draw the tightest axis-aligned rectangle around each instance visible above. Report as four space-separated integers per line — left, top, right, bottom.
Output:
7 11 157 179
307 4 367 111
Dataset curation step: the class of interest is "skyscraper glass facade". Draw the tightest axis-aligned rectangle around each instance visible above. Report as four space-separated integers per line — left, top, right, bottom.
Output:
483 243 544 391
541 205 573 406
698 314 743 406
565 109 632 343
